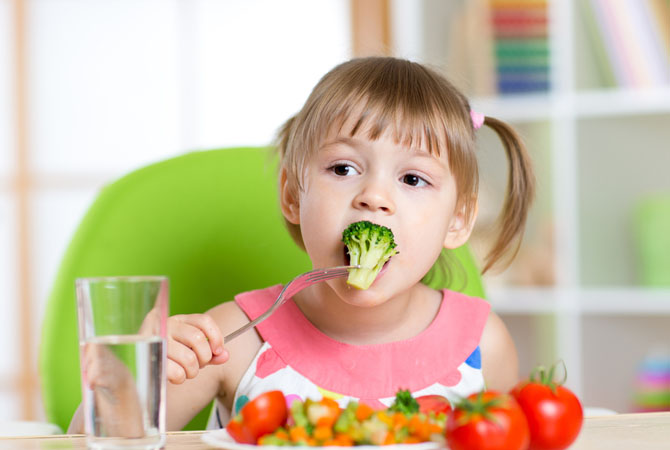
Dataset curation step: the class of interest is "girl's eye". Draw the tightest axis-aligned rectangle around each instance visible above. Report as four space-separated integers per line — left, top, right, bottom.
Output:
330 164 359 176
402 174 429 187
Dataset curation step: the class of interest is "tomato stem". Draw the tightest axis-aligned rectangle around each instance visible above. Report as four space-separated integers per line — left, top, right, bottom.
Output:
556 359 568 386
456 391 505 427
528 360 568 395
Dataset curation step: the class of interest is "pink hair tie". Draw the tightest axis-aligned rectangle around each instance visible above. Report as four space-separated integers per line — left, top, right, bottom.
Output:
470 110 485 130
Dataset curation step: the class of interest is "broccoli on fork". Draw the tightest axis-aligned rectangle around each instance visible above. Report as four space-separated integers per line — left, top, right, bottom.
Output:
342 220 399 290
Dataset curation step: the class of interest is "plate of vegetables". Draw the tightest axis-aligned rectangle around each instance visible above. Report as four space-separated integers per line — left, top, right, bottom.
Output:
201 390 449 449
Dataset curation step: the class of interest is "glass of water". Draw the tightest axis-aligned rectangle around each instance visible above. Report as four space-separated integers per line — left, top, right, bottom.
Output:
75 276 168 450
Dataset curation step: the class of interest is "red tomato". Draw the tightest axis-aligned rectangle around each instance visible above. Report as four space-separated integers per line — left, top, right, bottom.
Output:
225 418 256 444
511 364 583 450
226 391 288 443
416 394 452 415
446 391 530 450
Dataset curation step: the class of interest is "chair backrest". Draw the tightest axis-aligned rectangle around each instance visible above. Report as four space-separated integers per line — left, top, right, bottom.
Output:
39 147 485 432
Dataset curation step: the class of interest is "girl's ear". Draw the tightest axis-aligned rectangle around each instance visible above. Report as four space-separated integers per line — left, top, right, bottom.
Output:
443 201 477 249
279 167 300 224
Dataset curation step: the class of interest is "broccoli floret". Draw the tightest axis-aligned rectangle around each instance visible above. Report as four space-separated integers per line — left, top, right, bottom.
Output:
388 389 419 415
342 221 398 290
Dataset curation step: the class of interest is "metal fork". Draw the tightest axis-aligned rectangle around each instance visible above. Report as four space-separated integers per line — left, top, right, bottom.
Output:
223 265 359 343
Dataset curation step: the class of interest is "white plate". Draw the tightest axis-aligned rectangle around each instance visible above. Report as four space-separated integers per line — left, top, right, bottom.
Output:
201 429 445 450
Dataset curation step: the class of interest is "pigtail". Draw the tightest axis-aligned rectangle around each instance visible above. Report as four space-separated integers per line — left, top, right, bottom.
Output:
481 116 536 273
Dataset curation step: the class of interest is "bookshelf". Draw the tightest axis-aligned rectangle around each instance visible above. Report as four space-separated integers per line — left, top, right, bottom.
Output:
391 0 670 413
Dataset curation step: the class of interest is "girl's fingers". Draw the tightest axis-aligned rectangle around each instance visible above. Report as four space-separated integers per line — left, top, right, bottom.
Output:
169 321 213 367
166 345 227 385
167 339 201 380
210 348 230 365
174 314 225 356
167 358 187 385
165 314 227 384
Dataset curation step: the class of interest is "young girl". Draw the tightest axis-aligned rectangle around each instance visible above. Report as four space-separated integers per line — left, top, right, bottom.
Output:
163 56 535 431
70 56 535 433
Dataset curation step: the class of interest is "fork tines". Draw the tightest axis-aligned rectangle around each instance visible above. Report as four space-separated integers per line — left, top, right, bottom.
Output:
306 266 358 282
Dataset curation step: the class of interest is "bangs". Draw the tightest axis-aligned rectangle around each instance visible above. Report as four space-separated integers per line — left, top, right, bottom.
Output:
312 58 472 159
284 57 477 199
340 99 447 157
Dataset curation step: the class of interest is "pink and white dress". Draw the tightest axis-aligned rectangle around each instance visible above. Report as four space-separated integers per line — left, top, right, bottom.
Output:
209 285 491 428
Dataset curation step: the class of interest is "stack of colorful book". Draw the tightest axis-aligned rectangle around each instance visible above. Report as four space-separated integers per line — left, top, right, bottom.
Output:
582 0 670 89
490 0 550 94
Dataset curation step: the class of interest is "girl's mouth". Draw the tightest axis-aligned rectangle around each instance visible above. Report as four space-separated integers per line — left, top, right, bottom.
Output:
377 259 390 277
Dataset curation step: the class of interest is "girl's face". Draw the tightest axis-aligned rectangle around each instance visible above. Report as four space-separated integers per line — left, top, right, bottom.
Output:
281 121 474 307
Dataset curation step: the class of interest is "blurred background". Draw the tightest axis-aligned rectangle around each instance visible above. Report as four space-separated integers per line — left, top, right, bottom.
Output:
1 0 669 425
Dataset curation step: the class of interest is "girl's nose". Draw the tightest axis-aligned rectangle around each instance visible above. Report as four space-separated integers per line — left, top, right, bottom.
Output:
352 181 396 214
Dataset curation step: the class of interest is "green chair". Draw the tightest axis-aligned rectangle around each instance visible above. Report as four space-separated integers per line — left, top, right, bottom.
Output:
39 146 485 432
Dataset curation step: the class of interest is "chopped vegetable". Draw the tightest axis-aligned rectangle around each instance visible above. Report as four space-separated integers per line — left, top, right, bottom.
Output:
388 389 420 415
415 395 452 415
306 397 341 428
231 389 447 446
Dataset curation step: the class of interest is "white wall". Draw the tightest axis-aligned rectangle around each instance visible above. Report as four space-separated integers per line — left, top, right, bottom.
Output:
0 0 351 422
0 0 10 180
0 0 18 421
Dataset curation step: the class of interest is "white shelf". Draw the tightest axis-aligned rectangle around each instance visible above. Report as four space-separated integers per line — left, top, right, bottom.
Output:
471 94 553 123
488 287 562 314
471 86 670 124
489 287 670 315
574 87 670 118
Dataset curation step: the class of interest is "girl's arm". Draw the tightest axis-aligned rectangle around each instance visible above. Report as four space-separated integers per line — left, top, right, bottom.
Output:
166 300 262 430
166 355 227 430
479 311 520 392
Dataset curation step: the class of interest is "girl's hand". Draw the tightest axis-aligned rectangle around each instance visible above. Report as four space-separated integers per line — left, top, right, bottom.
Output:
167 314 229 384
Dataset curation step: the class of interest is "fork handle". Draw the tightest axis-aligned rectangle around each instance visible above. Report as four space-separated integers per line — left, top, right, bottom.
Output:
222 265 356 343
223 321 254 343
222 298 284 343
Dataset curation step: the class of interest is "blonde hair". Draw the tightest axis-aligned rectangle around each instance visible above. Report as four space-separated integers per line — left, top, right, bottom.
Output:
276 57 534 276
